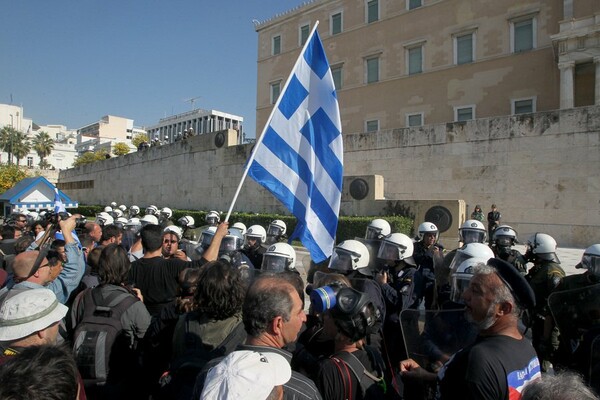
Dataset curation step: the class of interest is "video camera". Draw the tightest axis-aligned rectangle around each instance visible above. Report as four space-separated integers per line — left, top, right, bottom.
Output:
42 211 87 233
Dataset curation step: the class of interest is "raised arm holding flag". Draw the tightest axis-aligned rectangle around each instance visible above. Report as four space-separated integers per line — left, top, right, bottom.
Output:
226 22 343 263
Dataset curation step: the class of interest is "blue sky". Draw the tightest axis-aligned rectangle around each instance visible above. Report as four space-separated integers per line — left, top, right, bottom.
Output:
0 1 306 138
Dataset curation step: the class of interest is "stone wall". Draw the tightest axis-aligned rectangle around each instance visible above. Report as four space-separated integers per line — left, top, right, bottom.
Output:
59 106 600 248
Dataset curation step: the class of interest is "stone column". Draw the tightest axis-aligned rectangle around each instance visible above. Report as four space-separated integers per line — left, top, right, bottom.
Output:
558 61 575 109
595 57 600 106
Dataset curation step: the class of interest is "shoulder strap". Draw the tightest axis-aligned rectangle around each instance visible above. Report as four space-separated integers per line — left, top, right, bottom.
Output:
90 286 137 316
330 356 353 400
335 350 384 384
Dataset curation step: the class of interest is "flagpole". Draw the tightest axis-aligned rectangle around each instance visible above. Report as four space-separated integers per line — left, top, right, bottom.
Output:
224 21 321 222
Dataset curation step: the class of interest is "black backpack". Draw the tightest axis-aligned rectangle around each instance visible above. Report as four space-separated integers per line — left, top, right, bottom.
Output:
72 287 138 386
329 347 388 400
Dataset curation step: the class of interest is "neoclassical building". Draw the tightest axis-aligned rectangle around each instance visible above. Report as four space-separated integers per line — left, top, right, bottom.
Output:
255 0 600 135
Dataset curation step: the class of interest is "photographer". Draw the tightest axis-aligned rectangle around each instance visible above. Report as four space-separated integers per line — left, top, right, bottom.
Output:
0 214 85 304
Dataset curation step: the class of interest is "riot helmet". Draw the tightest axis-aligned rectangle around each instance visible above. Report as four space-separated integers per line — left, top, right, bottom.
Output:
110 201 117 208
205 211 220 226
125 217 142 234
129 205 140 218
160 207 172 221
96 212 114 227
103 206 113 213
178 215 195 228
377 233 414 263
365 218 391 240
579 244 600 277
267 219 286 238
140 214 159 226
459 219 487 244
448 242 495 274
146 205 158 216
328 240 372 277
450 257 489 304
417 222 439 241
493 225 518 247
244 225 267 249
230 222 247 236
199 226 217 249
114 217 129 230
525 233 559 262
113 209 124 219
219 229 243 254
261 242 296 272
118 204 127 212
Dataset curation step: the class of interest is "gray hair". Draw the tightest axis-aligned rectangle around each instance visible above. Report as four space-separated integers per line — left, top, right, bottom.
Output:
473 264 521 317
521 372 599 400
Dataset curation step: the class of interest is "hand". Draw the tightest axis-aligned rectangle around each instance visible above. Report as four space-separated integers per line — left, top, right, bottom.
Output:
132 287 144 302
375 271 388 285
58 214 81 244
173 250 187 261
400 358 421 373
214 222 229 239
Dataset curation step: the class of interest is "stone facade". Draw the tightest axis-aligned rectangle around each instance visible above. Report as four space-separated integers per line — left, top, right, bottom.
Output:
58 106 600 248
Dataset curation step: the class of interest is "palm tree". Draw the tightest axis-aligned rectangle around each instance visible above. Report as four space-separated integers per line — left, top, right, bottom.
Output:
12 131 31 166
0 126 18 164
32 131 55 168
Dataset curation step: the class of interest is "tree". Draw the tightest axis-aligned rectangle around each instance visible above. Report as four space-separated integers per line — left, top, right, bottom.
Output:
72 150 107 167
32 131 55 169
0 164 30 192
0 126 19 164
132 133 148 148
112 142 130 156
11 131 31 166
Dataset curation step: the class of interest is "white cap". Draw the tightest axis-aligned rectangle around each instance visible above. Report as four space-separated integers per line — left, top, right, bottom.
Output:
201 350 291 400
164 225 183 240
0 288 68 341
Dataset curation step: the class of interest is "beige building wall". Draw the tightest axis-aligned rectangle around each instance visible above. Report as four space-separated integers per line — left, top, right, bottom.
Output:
255 0 599 135
58 106 600 248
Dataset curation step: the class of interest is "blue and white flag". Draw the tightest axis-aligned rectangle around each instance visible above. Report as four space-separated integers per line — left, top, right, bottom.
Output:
54 187 66 214
248 27 343 263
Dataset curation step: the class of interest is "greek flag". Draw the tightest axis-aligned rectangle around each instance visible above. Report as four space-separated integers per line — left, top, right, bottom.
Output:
248 27 343 263
54 188 66 214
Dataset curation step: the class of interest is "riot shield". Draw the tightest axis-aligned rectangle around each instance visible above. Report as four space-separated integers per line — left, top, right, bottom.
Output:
548 283 600 382
400 308 477 371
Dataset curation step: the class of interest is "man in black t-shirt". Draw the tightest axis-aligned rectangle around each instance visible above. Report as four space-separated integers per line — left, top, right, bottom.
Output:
128 223 227 316
400 258 541 400
487 204 501 243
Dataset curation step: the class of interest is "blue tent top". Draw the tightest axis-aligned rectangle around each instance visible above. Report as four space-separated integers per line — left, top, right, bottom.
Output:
0 176 78 211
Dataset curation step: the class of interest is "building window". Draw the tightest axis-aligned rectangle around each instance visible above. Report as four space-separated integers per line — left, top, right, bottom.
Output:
407 113 423 127
367 0 379 23
270 81 281 104
511 17 536 53
512 97 536 114
27 157 33 168
454 32 474 65
366 120 379 132
366 57 379 84
455 106 475 121
331 12 342 35
407 45 423 75
299 24 310 46
408 0 422 10
272 35 281 55
331 65 343 90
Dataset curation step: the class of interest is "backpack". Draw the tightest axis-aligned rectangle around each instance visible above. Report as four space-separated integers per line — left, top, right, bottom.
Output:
72 287 138 386
329 347 388 400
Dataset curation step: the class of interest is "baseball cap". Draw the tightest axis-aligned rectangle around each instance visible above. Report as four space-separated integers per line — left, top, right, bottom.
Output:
0 288 68 341
200 350 292 400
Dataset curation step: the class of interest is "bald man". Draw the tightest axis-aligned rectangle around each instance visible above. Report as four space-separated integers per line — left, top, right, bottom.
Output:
0 215 85 304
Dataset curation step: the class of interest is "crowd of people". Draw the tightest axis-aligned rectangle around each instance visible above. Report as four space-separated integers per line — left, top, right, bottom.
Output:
0 203 598 400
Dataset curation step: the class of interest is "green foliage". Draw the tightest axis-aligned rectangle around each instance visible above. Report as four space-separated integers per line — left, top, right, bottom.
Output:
72 151 108 167
0 165 30 192
0 126 31 165
32 131 54 168
132 133 148 148
112 142 130 156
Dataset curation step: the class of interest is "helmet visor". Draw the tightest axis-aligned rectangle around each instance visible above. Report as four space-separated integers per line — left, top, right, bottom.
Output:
328 249 355 273
200 232 215 247
377 241 407 261
462 229 485 244
495 236 513 247
267 225 284 237
262 254 288 272
448 251 473 275
450 274 472 304
365 226 382 240
220 236 241 252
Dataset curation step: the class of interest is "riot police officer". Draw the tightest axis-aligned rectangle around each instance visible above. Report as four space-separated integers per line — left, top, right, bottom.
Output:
524 232 566 372
413 222 444 309
241 224 267 269
491 225 527 274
